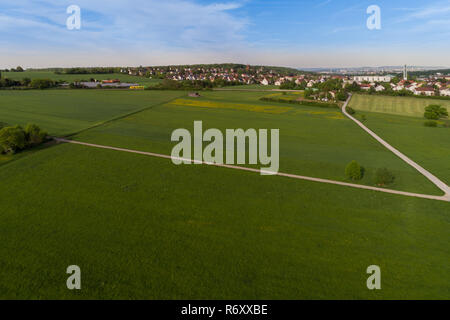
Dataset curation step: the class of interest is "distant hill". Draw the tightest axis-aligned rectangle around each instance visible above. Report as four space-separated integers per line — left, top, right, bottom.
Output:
26 64 315 76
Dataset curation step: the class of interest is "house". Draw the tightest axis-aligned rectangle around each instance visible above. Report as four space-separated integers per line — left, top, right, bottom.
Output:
375 85 385 92
260 78 270 86
353 75 392 82
440 88 450 97
360 84 372 90
414 87 435 96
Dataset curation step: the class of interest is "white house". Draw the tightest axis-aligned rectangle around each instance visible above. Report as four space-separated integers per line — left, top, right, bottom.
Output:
440 88 450 97
375 85 385 92
260 78 270 86
353 75 392 83
414 87 435 96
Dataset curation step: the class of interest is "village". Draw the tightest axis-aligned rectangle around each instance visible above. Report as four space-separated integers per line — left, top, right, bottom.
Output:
123 64 450 97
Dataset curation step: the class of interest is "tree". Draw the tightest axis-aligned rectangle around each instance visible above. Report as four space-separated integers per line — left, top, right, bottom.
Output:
22 77 31 86
375 168 395 186
345 160 363 181
347 107 356 115
24 124 47 146
337 90 349 101
30 79 55 89
0 126 27 154
16 66 24 72
424 104 448 120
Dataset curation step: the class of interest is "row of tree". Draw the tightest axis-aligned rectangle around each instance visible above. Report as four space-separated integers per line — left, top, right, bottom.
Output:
0 124 47 154
0 77 56 89
151 79 242 90
345 160 395 186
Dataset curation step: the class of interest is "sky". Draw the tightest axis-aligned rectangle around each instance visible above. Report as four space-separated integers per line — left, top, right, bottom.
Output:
0 0 449 68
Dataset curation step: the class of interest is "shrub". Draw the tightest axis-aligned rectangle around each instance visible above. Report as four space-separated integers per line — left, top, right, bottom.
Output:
24 124 47 146
30 79 55 89
424 120 438 127
345 160 363 181
0 125 27 154
424 104 448 120
347 107 356 115
375 168 395 186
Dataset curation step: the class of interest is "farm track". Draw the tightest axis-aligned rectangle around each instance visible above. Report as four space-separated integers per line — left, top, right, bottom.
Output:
342 94 450 201
53 137 450 202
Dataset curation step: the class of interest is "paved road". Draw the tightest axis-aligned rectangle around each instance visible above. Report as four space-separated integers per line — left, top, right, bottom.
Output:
54 137 450 202
342 94 450 201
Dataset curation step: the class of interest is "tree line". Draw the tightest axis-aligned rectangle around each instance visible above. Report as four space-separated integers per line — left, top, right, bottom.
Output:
0 124 48 154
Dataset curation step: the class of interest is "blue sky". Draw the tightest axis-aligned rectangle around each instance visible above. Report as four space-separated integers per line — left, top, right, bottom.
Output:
1 0 449 68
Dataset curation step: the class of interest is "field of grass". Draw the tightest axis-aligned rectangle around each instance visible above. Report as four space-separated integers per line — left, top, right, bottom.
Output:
74 91 441 195
354 111 450 185
349 94 450 118
2 71 162 86
0 90 183 135
0 89 448 299
0 142 449 299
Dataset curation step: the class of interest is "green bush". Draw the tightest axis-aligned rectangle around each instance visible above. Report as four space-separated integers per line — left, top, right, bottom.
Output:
345 160 363 181
25 124 47 146
424 104 448 120
29 79 55 89
0 125 27 154
424 120 438 127
0 124 47 154
375 168 395 186
347 107 356 115
259 97 339 109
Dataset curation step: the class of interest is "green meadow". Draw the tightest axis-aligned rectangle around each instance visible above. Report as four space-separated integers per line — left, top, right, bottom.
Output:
0 90 183 135
352 111 450 185
0 90 448 299
349 94 450 118
2 71 162 86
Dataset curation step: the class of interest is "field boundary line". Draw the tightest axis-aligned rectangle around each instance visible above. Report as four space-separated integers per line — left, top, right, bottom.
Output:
343 94 450 200
63 94 185 138
53 137 449 202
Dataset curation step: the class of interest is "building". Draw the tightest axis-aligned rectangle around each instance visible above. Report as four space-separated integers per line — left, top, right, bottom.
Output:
414 87 435 96
403 65 408 80
353 75 392 82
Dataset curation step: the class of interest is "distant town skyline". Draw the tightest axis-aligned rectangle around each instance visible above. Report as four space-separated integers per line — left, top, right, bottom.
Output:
1 0 450 68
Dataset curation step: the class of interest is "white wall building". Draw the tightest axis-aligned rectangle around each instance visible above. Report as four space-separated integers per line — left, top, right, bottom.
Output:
353 75 392 83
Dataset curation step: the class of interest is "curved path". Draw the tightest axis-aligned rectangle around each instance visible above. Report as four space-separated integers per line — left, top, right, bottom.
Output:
342 94 450 201
54 138 449 202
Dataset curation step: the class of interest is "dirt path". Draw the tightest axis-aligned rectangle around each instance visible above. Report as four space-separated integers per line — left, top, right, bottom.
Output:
54 138 449 202
342 94 450 201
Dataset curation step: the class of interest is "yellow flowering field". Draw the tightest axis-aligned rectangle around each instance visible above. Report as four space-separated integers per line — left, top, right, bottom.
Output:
168 98 293 114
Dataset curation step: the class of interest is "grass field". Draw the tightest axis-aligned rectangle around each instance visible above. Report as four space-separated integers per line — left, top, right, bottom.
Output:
349 94 450 118
0 89 448 299
354 111 450 185
0 90 183 135
73 91 441 195
0 140 449 299
2 71 162 86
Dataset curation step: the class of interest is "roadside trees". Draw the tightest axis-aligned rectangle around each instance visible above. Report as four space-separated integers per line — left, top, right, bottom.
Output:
424 105 448 120
345 160 363 181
